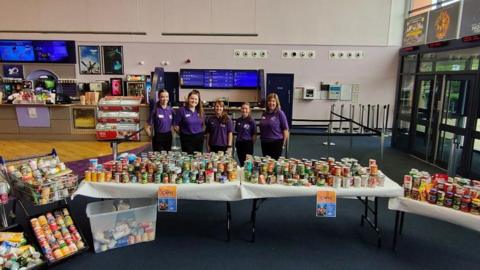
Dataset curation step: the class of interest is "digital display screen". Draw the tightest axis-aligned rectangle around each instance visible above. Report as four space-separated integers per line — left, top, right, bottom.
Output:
180 69 258 89
0 40 76 63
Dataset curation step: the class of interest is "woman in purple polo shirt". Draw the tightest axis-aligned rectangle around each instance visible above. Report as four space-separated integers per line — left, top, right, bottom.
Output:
145 90 174 151
206 99 233 154
174 90 205 154
235 102 256 166
259 93 289 160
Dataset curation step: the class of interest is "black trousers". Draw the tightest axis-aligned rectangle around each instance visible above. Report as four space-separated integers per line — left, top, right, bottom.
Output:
209 145 228 153
261 139 283 160
152 132 172 152
236 140 253 166
180 132 204 154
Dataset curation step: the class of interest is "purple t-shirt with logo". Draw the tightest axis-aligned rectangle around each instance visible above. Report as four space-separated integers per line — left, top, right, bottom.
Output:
148 105 174 134
174 106 205 135
206 116 233 146
235 116 256 142
259 110 289 141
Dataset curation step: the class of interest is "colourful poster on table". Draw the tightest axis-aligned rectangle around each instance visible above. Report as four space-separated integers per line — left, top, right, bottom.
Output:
316 190 336 218
402 13 428 47
158 186 177 212
427 2 461 43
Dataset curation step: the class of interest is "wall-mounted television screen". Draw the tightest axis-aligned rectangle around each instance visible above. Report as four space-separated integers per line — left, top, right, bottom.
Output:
180 69 259 89
0 40 76 63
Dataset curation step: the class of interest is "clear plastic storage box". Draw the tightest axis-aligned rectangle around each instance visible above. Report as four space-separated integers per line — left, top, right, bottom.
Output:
86 198 157 253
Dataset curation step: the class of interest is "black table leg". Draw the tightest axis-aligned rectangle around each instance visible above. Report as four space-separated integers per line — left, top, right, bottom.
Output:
226 202 231 242
250 199 258 243
357 196 382 248
399 211 405 235
392 210 400 250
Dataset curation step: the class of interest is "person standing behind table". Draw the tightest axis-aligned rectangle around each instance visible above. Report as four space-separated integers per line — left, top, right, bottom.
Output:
235 102 256 166
145 90 174 151
259 93 289 160
205 99 233 154
174 90 205 154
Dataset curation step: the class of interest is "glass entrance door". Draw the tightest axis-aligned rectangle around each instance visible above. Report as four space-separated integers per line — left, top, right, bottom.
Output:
411 75 474 171
434 75 473 170
412 76 437 160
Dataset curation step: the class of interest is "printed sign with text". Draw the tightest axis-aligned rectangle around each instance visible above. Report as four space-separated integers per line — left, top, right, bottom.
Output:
316 190 336 218
158 186 177 212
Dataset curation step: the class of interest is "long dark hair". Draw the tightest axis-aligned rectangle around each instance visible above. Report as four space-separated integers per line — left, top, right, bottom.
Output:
214 99 230 124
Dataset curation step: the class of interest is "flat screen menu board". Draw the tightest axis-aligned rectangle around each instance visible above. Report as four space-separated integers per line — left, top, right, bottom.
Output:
0 40 76 63
180 69 258 89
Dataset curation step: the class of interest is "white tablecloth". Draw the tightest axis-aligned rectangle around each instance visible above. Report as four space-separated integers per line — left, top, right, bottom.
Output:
240 177 403 199
73 181 243 201
73 176 403 202
388 197 480 232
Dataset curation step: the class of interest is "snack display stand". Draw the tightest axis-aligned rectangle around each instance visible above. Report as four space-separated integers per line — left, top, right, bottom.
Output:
96 96 142 141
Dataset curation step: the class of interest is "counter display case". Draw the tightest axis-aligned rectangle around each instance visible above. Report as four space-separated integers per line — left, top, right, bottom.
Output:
96 96 142 141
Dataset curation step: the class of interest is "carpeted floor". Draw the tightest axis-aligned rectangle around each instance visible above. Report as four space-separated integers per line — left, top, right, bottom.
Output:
5 135 479 270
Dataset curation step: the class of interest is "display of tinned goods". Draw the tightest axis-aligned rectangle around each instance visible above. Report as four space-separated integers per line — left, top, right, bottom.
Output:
30 208 87 264
403 169 480 215
84 151 238 184
243 156 384 188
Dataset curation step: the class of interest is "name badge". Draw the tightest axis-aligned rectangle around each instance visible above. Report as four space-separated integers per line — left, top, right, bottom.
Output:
169 115 172 119
185 114 191 118
158 114 165 119
271 116 277 121
262 116 266 120
221 124 226 127
244 124 250 129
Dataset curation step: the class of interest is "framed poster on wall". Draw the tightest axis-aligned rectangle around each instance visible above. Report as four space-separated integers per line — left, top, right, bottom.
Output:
102 46 124 75
460 0 480 37
78 45 101 75
427 2 461 43
110 78 123 96
402 13 428 47
2 64 23 78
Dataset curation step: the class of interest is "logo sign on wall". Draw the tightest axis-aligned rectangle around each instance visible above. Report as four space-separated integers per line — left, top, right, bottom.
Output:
427 2 461 43
460 0 480 37
2 64 23 78
403 13 428 47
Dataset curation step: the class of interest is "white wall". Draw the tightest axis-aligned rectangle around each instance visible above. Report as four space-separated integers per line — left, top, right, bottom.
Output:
0 0 406 126
0 0 405 46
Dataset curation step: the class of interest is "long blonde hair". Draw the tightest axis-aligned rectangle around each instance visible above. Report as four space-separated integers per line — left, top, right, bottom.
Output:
266 93 281 112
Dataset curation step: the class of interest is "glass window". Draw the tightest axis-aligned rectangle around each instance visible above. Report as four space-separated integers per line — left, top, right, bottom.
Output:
394 120 411 149
436 131 463 170
399 75 415 116
441 79 469 129
402 55 417 73
420 48 480 73
472 139 480 176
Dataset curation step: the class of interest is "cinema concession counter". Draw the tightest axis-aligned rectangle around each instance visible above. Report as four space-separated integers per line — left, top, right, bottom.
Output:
0 104 150 141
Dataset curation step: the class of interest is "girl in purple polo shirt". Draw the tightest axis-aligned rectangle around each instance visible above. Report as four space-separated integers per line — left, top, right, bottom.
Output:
259 93 289 160
206 99 233 154
235 102 256 166
145 90 174 151
174 90 205 154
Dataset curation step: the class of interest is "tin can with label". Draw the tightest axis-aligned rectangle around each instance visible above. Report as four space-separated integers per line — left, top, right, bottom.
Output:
452 194 462 210
436 191 445 206
471 199 480 215
428 188 437 204
460 195 471 212
411 188 420 200
333 176 342 189
361 175 368 187
444 192 454 207
353 176 361 188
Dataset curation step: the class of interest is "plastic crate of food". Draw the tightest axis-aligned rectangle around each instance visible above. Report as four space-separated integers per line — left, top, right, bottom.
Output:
86 198 157 253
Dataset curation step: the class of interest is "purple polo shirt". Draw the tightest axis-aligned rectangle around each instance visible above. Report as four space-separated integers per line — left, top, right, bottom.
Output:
148 105 174 134
259 110 289 141
206 116 233 146
235 116 256 142
174 106 205 135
